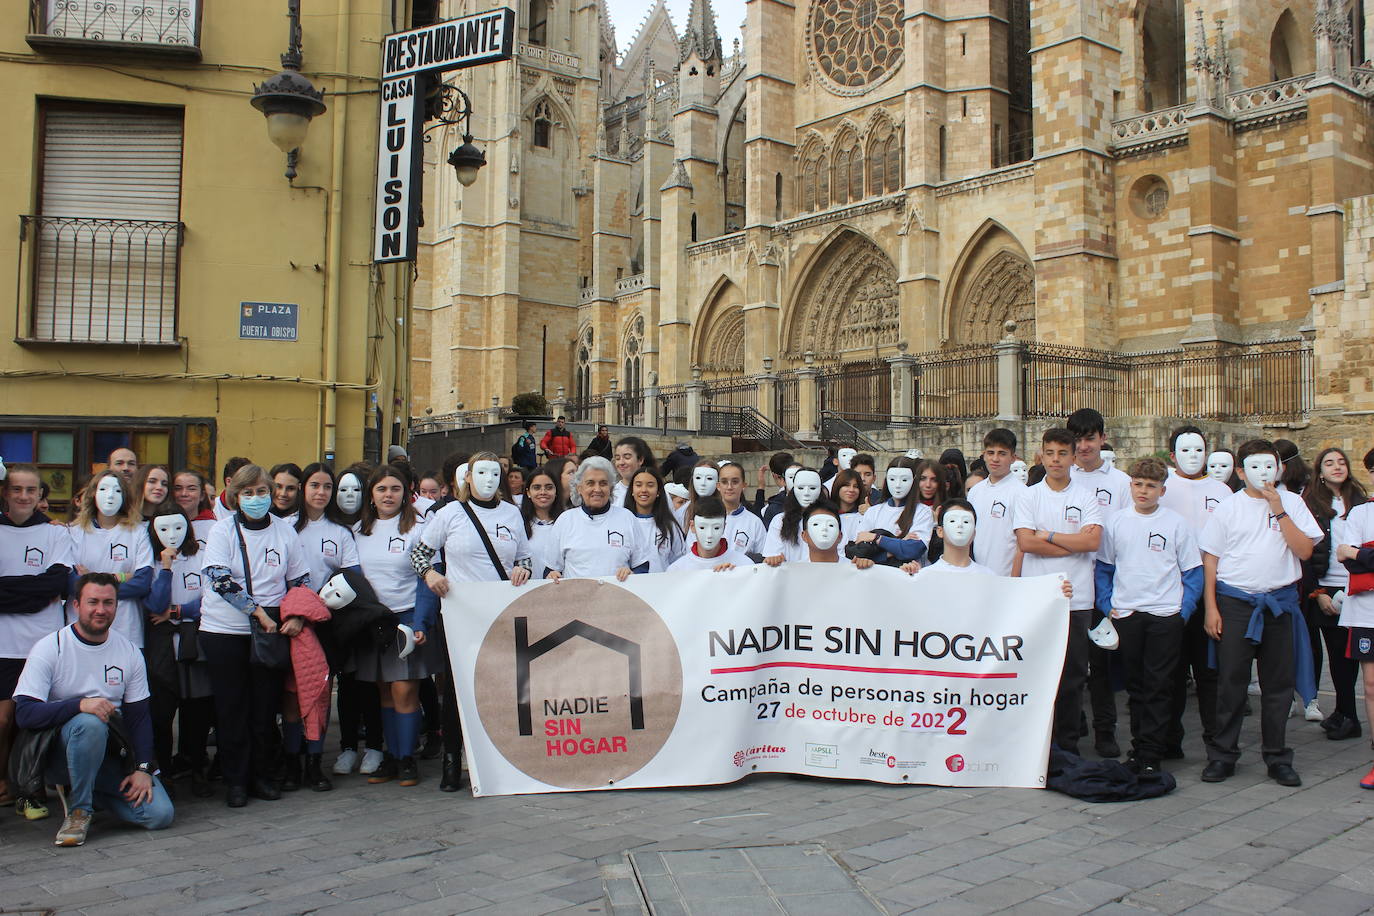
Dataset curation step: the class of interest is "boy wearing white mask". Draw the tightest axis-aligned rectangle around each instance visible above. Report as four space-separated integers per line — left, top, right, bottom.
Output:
763 470 825 565
1206 451 1239 491
901 500 991 575
668 496 755 572
825 448 857 493
800 504 848 564
967 428 1025 577
1198 440 1322 787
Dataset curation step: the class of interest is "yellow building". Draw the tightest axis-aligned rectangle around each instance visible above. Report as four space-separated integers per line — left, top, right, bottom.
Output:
0 0 432 510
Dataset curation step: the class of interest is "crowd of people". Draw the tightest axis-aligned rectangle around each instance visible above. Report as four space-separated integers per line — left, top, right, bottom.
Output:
1 408 1372 849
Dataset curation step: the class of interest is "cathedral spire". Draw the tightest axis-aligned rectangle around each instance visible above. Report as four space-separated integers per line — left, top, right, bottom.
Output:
678 0 722 65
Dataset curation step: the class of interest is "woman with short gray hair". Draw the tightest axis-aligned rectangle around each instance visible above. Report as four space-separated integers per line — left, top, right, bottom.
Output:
546 457 652 581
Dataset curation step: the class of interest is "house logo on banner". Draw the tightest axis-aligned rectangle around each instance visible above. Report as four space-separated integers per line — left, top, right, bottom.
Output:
471 579 683 789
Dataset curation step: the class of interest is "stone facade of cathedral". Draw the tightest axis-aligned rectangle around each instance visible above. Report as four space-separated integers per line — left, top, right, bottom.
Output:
412 0 1374 448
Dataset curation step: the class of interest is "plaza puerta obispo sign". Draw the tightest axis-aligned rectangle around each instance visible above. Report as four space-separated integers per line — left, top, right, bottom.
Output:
373 7 514 263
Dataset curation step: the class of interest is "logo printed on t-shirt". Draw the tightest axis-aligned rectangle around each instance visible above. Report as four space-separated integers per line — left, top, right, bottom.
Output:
264 548 282 567
104 665 124 687
991 501 1006 519
24 546 43 568
1204 497 1220 512
182 572 202 591
321 538 337 558
495 524 513 542
109 543 129 562
388 537 406 554
734 531 750 549
1148 533 1167 552
1095 488 1113 507
1267 514 1282 532
1064 505 1082 525
607 530 624 548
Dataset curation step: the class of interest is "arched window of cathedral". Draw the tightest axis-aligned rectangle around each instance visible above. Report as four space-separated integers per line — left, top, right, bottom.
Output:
575 326 593 409
1139 0 1185 111
832 145 851 206
866 120 895 196
801 160 817 212
622 315 644 403
817 154 830 208
849 143 863 201
529 0 549 47
532 100 553 150
1269 9 1307 81
783 231 899 360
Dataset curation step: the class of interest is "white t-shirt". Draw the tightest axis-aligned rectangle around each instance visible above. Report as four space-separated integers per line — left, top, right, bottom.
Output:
924 558 995 576
762 514 811 564
355 515 427 611
0 518 75 658
1013 480 1104 611
1323 498 1350 588
631 514 685 573
667 545 756 572
413 495 436 517
1198 489 1323 594
1099 505 1201 617
857 500 935 547
296 516 360 595
612 481 629 508
839 511 863 552
1158 470 1233 533
213 497 235 522
69 522 155 649
1337 502 1374 628
967 474 1025 577
200 516 311 635
1072 462 1132 516
15 625 149 708
526 517 559 579
167 549 205 610
422 499 530 584
550 506 653 578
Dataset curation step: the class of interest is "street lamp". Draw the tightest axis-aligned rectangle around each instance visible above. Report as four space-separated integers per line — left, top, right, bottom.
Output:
426 83 486 187
251 0 327 181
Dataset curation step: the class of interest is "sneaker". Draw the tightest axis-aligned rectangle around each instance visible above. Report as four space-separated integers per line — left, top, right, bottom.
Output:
1360 764 1374 790
1290 699 1300 719
1304 699 1324 722
333 748 359 775
358 749 385 775
398 756 420 787
16 796 49 821
367 755 398 785
54 810 91 847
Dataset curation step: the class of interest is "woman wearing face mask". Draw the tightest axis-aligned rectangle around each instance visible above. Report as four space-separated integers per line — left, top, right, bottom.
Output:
544 457 578 509
520 468 564 580
143 504 215 798
625 467 685 572
269 463 304 521
853 457 934 566
1207 450 1241 492
334 464 371 528
546 457 653 582
831 468 868 551
200 464 311 807
413 452 530 791
762 469 826 566
1300 448 1368 739
130 464 171 521
611 437 656 507
69 471 155 651
681 460 721 528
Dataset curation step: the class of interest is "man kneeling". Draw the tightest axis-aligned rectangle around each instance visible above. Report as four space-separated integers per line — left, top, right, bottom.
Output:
14 572 173 846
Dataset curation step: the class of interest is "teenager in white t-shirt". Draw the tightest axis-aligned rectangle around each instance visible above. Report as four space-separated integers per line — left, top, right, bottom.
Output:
1093 458 1202 776
854 458 935 566
1334 447 1374 789
624 467 686 572
546 458 653 581
1198 440 1322 788
668 496 756 572
517 467 563 580
68 471 155 651
704 461 767 558
903 501 1079 596
1014 427 1103 755
830 468 868 555
966 428 1026 577
200 465 311 808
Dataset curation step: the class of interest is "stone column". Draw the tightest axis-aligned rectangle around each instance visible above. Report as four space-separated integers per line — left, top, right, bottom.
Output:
551 385 568 420
486 395 502 425
604 379 622 426
685 367 705 431
886 348 917 425
642 375 659 429
796 352 820 440
994 322 1025 421
755 357 778 423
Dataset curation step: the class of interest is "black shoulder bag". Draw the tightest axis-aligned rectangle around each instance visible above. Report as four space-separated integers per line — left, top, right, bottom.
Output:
236 518 291 670
460 501 509 581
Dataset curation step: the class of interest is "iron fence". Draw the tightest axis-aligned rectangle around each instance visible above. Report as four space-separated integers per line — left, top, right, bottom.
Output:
774 373 799 434
568 394 605 422
703 376 759 410
1021 344 1123 419
656 384 689 431
818 361 892 427
913 346 999 422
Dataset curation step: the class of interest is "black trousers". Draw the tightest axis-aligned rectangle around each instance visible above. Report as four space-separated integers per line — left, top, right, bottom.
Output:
200 632 285 789
142 626 181 773
1167 610 1217 749
1054 610 1092 752
1206 594 1295 766
1316 623 1361 720
1088 610 1118 736
435 615 465 756
177 696 214 765
1117 612 1182 764
336 671 382 752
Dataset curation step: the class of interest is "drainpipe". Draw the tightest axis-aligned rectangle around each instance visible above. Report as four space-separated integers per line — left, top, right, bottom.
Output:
321 0 350 462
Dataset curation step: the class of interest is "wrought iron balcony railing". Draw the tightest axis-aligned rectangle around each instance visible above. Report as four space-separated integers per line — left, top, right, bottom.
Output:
28 0 201 57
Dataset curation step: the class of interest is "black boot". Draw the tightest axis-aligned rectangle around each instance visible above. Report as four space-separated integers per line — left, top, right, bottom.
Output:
304 754 333 792
439 753 463 792
280 753 302 792
191 762 215 798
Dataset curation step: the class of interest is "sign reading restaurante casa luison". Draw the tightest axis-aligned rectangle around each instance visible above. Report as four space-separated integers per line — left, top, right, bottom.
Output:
373 7 515 263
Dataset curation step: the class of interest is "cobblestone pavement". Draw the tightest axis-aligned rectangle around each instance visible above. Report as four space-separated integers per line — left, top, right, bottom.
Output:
3 695 1373 916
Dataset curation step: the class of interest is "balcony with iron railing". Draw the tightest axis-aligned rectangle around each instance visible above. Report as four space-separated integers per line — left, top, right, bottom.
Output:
16 215 185 346
28 0 201 58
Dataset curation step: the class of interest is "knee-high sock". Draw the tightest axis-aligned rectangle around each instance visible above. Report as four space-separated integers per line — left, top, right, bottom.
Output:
381 706 399 757
395 710 423 761
281 721 304 755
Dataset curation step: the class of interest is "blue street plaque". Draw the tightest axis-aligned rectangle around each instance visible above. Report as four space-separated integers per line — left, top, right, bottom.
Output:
239 302 298 341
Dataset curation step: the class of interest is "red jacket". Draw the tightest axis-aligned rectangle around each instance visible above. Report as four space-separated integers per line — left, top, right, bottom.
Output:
281 587 333 742
540 428 577 457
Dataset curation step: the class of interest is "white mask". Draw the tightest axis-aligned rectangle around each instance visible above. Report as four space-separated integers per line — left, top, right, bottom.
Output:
805 513 841 551
885 468 914 501
1174 433 1207 477
941 509 976 548
1206 452 1233 484
1100 450 1116 471
692 466 719 498
793 470 822 507
837 448 856 470
694 515 726 553
905 448 923 460
1010 460 1029 485
153 515 188 550
320 573 358 610
95 476 124 516
1242 454 1278 487
783 466 799 491
470 460 502 501
336 473 364 515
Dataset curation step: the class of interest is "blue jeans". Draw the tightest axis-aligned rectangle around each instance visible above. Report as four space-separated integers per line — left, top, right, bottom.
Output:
45 713 174 829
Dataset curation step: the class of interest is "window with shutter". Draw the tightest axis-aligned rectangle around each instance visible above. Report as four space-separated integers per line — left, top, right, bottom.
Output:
29 105 184 344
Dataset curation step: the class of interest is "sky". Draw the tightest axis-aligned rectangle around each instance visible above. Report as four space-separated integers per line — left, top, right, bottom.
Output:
604 0 746 55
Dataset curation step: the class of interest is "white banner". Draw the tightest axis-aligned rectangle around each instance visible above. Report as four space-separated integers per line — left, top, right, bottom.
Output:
442 564 1068 797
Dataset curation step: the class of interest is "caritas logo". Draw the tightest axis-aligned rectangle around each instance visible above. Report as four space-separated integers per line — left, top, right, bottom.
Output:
733 745 786 767
733 751 746 767
945 754 965 773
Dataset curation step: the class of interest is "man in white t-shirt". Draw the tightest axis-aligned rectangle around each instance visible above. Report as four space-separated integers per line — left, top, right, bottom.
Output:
967 428 1025 577
668 497 756 572
1094 458 1202 777
14 573 174 847
1014 427 1103 755
1198 440 1322 788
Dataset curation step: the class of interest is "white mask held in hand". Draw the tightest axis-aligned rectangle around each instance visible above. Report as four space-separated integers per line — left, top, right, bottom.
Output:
320 573 358 610
837 448 856 471
805 513 841 551
694 515 727 553
941 509 976 548
692 466 719 498
153 515 188 550
1010 460 1029 485
95 476 124 517
1174 433 1207 477
1242 454 1279 488
792 470 823 508
1206 452 1233 485
885 468 914 501
1100 450 1117 471
783 466 799 491
395 624 417 660
469 460 502 501
1089 616 1119 650
336 473 364 515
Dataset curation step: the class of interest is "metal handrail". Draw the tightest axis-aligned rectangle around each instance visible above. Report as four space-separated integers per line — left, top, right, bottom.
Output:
818 411 881 451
